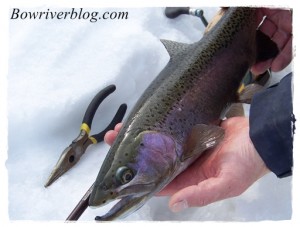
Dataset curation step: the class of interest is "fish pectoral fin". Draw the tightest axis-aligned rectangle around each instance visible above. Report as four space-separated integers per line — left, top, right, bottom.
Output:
238 83 264 104
181 124 225 162
160 39 189 59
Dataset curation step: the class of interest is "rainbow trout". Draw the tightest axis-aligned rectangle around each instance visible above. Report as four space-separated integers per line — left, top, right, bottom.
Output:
88 7 278 220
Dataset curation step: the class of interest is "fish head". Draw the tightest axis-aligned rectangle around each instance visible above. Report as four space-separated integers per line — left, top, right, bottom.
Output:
89 130 178 220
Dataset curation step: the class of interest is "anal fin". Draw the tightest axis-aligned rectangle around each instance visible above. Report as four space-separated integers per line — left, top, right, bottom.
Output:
181 124 225 162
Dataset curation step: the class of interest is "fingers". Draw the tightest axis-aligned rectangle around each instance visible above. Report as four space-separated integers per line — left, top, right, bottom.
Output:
158 146 218 197
158 157 209 196
251 59 272 75
256 8 266 27
104 130 118 145
114 123 122 131
271 37 292 72
251 35 292 75
252 8 293 74
258 16 278 38
169 176 239 212
260 9 292 34
158 166 205 196
271 27 291 50
104 123 122 145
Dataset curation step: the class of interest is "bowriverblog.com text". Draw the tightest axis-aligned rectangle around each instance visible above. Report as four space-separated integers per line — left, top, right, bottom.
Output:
10 8 129 23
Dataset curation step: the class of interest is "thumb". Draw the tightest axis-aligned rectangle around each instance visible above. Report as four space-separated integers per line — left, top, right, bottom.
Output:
169 177 236 212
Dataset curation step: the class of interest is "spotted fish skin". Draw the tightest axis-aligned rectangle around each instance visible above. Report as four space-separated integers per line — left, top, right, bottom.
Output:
89 8 273 220
123 7 255 141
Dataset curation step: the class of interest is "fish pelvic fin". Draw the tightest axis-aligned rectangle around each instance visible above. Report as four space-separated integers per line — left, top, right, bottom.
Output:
225 103 245 118
227 69 272 117
181 124 225 162
160 39 189 59
238 83 264 104
255 29 279 63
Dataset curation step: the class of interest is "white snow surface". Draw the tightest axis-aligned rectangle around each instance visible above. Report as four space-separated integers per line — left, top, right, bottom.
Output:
7 7 292 221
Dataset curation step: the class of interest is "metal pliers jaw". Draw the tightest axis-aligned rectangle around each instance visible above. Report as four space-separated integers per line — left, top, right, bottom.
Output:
44 129 93 187
44 85 127 187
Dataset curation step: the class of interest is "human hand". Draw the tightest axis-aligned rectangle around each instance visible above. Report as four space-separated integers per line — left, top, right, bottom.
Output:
104 117 270 212
251 8 292 75
158 117 269 212
104 122 123 146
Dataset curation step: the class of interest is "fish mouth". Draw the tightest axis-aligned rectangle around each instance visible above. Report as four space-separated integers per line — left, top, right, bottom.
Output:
89 183 156 221
93 195 148 221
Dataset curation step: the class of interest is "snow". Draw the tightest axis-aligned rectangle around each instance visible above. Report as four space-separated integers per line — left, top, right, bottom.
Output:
5 6 293 222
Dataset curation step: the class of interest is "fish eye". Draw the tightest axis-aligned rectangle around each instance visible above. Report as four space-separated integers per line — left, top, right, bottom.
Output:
116 166 134 185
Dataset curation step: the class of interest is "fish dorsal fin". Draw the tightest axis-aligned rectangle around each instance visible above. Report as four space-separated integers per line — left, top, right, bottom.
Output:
181 124 225 162
160 39 189 59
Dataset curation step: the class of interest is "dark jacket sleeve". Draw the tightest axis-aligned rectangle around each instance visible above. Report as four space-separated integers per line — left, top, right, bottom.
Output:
249 73 295 178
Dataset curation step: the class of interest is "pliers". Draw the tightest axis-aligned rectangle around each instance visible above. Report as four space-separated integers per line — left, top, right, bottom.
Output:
44 85 127 187
165 7 208 26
